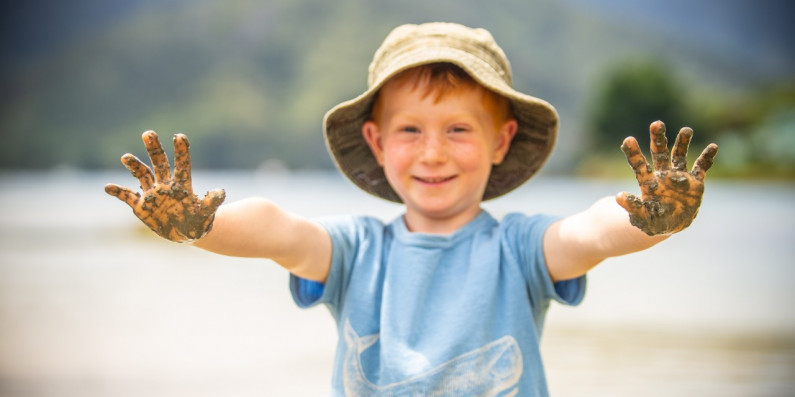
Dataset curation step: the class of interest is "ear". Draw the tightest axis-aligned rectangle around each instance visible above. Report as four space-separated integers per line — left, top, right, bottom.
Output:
492 119 518 165
362 121 385 166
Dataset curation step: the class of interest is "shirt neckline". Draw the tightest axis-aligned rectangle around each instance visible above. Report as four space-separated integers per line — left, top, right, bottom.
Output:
391 210 496 247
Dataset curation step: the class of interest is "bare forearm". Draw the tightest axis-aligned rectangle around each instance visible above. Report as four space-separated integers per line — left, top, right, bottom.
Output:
545 196 668 282
584 196 669 257
193 198 279 256
192 197 331 281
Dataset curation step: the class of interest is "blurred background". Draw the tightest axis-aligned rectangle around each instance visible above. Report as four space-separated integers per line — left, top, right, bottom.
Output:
2 0 793 174
1 0 793 396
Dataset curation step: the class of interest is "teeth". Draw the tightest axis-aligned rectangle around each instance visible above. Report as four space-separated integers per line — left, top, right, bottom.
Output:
418 176 454 183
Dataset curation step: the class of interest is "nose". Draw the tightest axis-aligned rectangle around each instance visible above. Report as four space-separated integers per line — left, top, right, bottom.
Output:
419 133 448 164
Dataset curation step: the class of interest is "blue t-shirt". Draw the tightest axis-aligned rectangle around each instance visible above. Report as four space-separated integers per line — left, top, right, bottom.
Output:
291 211 586 396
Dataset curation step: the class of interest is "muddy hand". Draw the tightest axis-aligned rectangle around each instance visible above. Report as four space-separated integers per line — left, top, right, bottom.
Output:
105 131 226 242
616 121 718 236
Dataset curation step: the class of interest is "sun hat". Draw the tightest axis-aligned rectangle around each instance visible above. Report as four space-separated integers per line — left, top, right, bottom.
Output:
323 22 559 202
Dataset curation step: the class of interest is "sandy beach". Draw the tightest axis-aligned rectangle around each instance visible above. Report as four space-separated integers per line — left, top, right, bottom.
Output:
1 171 793 396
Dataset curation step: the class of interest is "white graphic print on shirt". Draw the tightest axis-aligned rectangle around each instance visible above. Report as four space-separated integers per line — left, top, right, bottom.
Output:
342 319 523 396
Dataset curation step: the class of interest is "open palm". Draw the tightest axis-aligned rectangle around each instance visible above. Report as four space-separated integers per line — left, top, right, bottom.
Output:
105 131 225 242
616 121 718 236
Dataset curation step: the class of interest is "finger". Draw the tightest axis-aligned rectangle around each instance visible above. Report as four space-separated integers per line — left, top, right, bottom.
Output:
121 153 155 191
615 191 645 218
621 137 653 186
198 189 226 218
691 143 719 181
649 120 671 171
671 127 693 172
104 183 141 208
142 130 171 183
172 134 193 194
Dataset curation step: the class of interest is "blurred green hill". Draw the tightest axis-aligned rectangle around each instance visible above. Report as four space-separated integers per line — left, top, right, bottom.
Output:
1 0 793 176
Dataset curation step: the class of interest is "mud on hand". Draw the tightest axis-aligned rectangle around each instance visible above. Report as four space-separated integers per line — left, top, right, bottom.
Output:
616 121 718 236
105 131 225 243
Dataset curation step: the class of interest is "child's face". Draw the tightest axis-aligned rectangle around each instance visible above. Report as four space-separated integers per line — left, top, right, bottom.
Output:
362 80 517 233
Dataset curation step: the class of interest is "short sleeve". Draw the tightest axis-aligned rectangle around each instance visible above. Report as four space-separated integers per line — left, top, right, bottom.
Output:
290 277 326 308
503 213 586 310
553 276 585 305
289 215 384 319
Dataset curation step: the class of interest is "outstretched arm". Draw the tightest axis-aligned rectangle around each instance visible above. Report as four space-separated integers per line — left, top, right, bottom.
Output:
544 121 718 282
105 131 331 282
192 198 332 282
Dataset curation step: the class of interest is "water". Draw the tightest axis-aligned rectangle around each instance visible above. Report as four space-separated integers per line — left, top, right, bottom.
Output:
1 171 794 396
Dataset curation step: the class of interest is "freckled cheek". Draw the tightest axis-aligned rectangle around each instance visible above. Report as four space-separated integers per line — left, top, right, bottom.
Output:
453 145 491 173
381 144 416 175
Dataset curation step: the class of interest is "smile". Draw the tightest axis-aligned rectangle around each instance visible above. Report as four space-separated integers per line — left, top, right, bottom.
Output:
414 175 457 184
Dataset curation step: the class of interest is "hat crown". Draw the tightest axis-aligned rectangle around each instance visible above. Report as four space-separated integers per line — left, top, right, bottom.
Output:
368 22 513 88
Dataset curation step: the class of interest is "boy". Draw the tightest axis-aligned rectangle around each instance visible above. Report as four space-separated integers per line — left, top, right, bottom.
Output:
106 22 718 396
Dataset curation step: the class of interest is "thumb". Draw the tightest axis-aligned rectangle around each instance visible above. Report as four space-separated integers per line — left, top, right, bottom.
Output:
199 189 226 218
615 191 642 214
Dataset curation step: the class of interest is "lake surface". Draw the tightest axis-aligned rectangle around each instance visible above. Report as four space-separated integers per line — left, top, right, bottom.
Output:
1 171 793 396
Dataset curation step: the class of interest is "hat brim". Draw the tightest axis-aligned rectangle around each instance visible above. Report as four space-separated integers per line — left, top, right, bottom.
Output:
324 47 558 203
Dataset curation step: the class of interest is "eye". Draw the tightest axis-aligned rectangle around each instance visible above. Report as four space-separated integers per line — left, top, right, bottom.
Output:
449 125 470 133
400 126 420 133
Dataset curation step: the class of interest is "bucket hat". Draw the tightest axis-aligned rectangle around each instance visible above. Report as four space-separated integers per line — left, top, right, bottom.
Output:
323 22 559 202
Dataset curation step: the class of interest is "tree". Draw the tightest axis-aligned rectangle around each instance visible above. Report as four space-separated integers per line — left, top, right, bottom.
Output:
588 59 690 153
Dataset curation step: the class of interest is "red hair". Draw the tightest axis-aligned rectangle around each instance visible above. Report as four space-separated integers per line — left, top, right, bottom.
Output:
370 63 513 130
